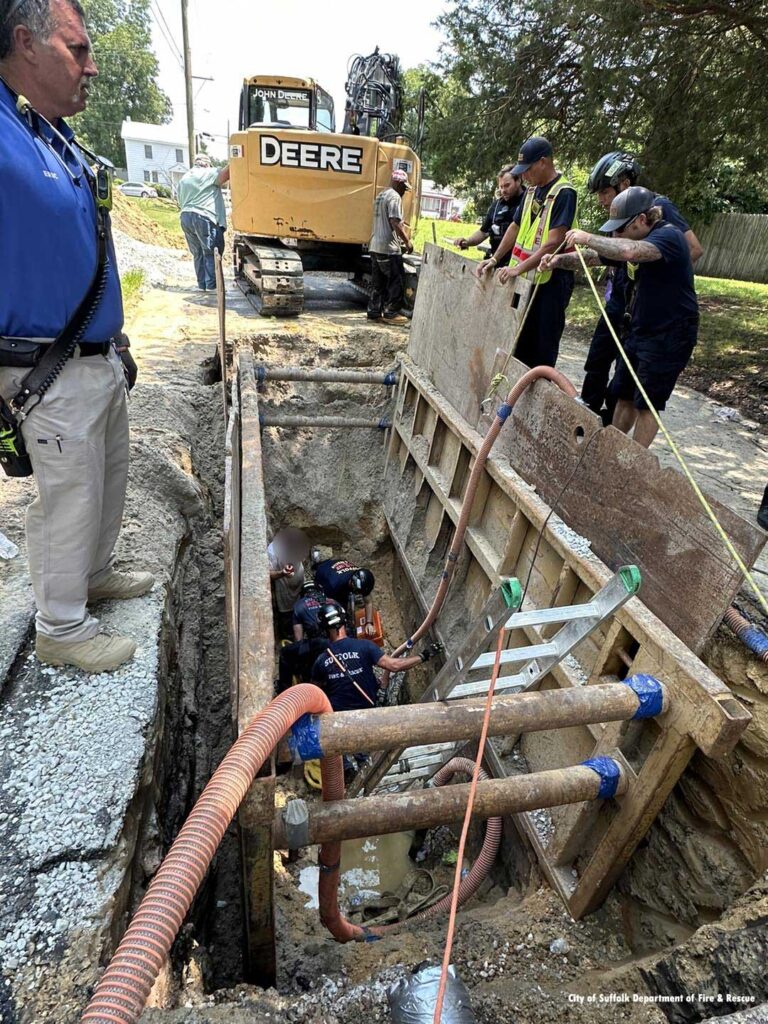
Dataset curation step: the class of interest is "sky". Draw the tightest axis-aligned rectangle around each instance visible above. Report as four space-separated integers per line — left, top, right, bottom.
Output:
148 0 448 159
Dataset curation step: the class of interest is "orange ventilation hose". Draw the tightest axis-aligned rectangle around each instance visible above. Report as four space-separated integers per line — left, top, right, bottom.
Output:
81 684 344 1024
390 365 576 660
318 756 502 943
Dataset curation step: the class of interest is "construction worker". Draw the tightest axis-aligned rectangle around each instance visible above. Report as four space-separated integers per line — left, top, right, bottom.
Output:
311 549 376 636
310 602 442 778
475 136 578 367
0 0 154 673
274 580 343 694
268 528 307 639
177 154 230 292
454 166 524 266
367 168 413 324
580 152 703 424
543 187 698 448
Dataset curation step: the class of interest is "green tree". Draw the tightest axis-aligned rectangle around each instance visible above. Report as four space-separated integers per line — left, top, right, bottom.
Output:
70 0 172 166
426 0 768 219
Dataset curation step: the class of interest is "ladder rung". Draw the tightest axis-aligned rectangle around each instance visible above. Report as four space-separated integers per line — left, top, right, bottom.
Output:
397 743 455 760
472 642 558 669
505 603 597 629
385 752 448 775
448 677 526 700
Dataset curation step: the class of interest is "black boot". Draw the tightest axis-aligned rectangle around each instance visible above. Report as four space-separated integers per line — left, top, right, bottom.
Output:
758 484 768 531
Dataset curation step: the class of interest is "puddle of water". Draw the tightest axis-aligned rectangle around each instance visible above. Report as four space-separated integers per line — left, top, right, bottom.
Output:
298 831 415 910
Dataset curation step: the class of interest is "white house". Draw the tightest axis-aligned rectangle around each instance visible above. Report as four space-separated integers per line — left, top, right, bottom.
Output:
120 120 189 191
420 178 466 220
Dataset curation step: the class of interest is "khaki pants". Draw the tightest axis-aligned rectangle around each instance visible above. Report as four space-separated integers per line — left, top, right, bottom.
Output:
0 348 129 641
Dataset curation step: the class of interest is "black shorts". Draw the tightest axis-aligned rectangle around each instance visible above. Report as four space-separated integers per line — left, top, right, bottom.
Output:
610 317 698 412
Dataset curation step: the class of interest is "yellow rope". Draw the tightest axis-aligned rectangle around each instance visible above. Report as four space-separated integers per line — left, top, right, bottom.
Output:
576 245 768 616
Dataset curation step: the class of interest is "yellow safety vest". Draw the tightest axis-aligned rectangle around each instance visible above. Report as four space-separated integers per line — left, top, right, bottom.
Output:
511 177 579 284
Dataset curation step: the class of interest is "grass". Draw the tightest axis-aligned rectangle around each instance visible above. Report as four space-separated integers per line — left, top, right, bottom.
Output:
120 268 145 320
412 218 484 258
123 196 186 245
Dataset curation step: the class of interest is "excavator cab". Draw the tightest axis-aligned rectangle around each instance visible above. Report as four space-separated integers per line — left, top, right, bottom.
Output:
238 77 335 133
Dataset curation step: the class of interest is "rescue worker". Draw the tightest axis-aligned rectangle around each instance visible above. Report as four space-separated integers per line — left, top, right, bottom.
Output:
543 187 698 448
274 580 342 694
581 152 703 424
177 153 230 292
475 136 578 367
454 166 524 266
367 168 413 324
311 549 376 636
0 0 154 673
310 602 442 779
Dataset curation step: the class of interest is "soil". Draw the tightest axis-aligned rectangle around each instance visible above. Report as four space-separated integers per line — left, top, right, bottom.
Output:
2 240 767 1023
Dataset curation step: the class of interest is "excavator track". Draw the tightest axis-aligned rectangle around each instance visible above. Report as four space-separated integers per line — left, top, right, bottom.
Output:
235 240 304 317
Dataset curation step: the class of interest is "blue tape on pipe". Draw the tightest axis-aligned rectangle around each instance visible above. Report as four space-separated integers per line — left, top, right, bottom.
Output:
378 418 391 430
743 626 768 658
582 756 621 799
625 674 664 719
383 371 398 387
497 402 513 422
256 365 266 385
289 713 324 761
258 413 264 427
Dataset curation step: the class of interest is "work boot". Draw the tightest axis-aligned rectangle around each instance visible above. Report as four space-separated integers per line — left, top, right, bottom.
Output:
758 484 768 531
36 633 137 673
382 312 409 325
88 569 155 602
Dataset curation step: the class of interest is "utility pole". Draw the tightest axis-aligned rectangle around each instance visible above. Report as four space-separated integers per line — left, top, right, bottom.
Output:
181 0 194 165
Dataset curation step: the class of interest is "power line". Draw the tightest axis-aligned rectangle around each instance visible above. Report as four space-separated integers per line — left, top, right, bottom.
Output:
149 0 184 68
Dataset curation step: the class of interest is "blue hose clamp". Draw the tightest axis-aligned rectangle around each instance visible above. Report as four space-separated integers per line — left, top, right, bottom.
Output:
497 402 513 422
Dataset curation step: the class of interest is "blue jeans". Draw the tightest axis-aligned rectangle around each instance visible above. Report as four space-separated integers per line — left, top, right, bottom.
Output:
180 211 225 290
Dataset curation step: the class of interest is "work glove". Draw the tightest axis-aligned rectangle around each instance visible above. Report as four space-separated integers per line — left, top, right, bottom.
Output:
420 641 444 663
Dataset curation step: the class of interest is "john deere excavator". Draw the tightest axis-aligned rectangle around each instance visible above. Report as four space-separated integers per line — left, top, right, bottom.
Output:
228 49 424 316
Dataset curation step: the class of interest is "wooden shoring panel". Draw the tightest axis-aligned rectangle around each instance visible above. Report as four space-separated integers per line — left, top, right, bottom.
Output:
223 378 241 720
385 356 751 919
234 347 276 985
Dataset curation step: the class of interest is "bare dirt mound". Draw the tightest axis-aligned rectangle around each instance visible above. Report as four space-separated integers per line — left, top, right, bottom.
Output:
111 192 185 250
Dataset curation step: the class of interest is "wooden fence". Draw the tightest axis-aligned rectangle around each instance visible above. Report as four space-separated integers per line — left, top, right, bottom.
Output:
695 213 768 283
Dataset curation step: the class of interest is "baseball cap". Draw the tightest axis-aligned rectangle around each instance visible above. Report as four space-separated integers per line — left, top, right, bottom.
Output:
511 137 553 175
391 168 412 190
599 185 655 233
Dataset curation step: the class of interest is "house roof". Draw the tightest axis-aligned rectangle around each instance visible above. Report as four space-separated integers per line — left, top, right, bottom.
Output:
120 120 188 148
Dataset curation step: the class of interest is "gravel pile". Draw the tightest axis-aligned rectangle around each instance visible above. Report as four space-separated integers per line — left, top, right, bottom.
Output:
0 591 163 993
113 228 191 288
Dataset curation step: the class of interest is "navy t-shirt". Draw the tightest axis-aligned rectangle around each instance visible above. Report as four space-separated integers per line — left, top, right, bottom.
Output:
605 194 690 309
292 595 343 638
481 195 521 264
631 222 698 335
311 637 383 711
313 558 362 604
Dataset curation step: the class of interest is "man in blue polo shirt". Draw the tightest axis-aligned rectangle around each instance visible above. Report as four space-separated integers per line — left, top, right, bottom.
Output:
545 187 698 448
0 0 153 673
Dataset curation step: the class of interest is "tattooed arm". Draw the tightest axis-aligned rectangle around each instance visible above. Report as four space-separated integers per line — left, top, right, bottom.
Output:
564 229 661 263
540 249 600 273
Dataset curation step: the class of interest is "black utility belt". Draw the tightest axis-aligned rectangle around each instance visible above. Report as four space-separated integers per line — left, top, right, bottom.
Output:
0 337 113 368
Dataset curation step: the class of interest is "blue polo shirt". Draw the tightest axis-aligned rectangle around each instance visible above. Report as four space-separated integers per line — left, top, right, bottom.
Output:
631 221 698 335
0 83 123 342
313 558 362 604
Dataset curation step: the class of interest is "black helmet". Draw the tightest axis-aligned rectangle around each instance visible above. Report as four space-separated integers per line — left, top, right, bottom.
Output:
349 568 375 596
599 186 656 233
318 601 346 634
301 578 321 596
587 151 642 193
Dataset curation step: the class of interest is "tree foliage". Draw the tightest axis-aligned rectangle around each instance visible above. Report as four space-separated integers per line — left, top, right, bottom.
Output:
424 0 768 220
70 0 172 166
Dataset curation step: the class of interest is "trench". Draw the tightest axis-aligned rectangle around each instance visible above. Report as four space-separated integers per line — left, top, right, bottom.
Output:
120 321 768 1024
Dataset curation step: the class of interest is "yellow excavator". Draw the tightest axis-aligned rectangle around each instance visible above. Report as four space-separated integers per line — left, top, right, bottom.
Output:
228 49 424 316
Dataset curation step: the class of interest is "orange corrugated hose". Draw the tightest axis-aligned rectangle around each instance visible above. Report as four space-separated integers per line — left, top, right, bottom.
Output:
81 684 344 1024
389 365 576 661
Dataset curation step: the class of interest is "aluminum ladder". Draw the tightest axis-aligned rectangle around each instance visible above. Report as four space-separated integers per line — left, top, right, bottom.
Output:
358 566 641 795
